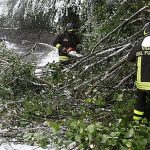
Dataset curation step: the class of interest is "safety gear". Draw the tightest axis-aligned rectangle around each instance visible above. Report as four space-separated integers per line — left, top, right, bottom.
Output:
127 26 150 123
144 22 150 36
135 36 150 90
132 89 150 123
133 109 144 121
64 47 75 53
141 36 150 49
55 43 62 49
65 23 76 32
68 51 83 58
59 55 70 61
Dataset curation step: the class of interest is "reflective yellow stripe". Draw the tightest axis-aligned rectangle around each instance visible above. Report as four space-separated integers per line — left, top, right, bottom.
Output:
134 109 144 115
59 56 69 61
136 56 150 90
144 30 147 36
133 116 142 121
56 43 61 49
136 81 150 90
137 56 141 82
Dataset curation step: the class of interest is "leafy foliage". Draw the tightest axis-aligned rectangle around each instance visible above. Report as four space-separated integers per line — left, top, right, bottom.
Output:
1 1 150 150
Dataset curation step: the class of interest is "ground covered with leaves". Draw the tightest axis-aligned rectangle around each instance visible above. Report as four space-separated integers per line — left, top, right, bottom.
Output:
1 1 150 150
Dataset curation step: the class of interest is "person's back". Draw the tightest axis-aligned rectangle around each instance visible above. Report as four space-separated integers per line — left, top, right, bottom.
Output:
128 23 150 90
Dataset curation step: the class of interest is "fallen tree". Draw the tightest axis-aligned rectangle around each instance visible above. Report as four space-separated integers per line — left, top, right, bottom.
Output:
1 2 150 150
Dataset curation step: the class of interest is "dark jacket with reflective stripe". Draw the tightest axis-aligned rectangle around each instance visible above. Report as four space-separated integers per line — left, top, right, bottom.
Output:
127 36 150 90
52 32 81 56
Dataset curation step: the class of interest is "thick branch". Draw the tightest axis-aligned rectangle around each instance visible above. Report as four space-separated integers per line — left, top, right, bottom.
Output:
115 71 135 88
104 54 128 75
82 44 131 74
32 76 55 87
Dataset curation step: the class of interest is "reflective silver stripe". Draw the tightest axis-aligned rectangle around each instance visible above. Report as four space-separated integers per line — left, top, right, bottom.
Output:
136 51 150 56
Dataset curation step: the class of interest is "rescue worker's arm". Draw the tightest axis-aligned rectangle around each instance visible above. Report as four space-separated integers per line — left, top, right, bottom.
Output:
127 43 141 63
52 34 63 52
52 34 71 55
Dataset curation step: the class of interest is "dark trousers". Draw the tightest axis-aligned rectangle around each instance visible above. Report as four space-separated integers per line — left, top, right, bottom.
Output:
134 89 150 120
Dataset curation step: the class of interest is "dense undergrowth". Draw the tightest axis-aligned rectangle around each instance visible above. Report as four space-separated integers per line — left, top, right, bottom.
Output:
1 1 150 150
0 43 150 150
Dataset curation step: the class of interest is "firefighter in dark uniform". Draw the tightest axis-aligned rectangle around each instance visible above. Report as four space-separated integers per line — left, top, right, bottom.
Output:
52 23 82 65
127 22 150 123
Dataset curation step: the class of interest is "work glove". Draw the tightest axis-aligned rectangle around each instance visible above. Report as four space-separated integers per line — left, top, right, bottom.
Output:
68 51 83 58
62 47 75 54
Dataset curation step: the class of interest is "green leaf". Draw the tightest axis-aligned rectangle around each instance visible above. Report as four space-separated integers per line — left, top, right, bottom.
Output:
87 124 95 133
85 98 92 103
102 134 109 143
128 128 134 138
35 111 40 116
46 107 52 115
126 142 132 148
70 120 78 129
80 127 84 134
117 94 123 101
79 144 84 149
95 122 102 129
126 128 134 138
110 132 116 137
88 133 92 141
75 134 81 141
110 132 120 138
47 121 60 133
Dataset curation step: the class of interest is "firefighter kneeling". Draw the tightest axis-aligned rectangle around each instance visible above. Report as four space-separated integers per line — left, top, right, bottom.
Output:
52 23 83 65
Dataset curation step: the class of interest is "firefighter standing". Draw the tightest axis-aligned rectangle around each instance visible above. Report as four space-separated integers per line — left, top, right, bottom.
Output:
127 22 150 123
52 23 82 65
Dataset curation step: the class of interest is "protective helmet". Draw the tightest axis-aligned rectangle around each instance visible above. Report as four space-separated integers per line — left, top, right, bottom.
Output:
65 23 75 32
144 22 150 36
